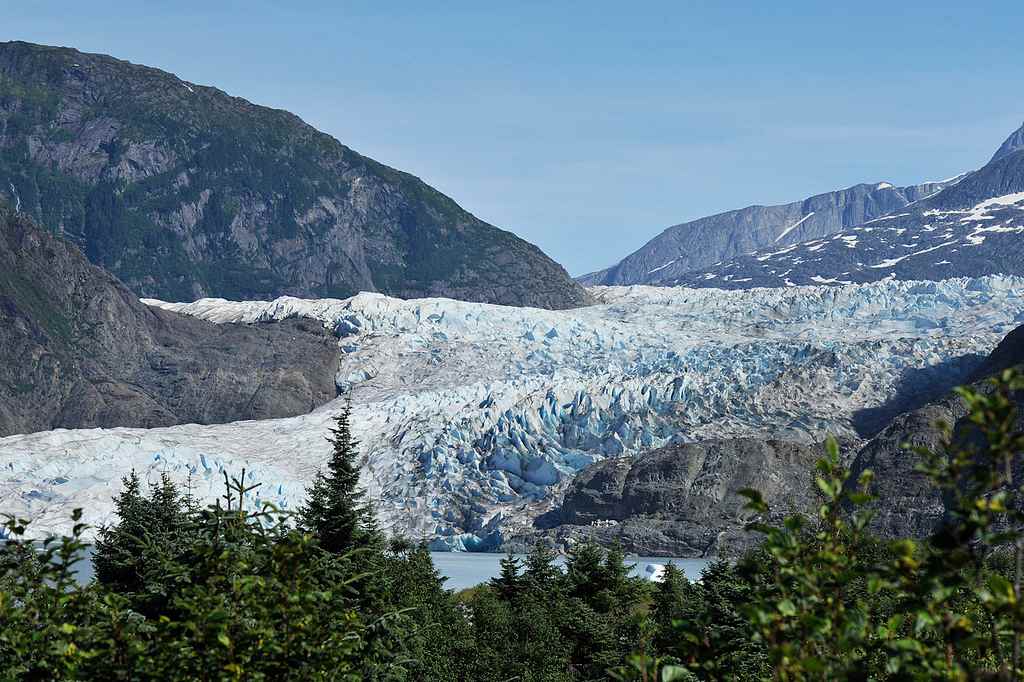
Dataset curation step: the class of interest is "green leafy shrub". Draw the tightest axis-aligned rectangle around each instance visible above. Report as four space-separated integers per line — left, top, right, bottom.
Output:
621 369 1024 681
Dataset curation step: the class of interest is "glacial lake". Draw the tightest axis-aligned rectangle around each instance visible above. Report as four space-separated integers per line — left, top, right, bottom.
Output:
431 553 711 591
65 548 710 590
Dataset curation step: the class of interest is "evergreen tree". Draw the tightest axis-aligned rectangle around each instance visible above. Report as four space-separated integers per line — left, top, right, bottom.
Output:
490 553 522 601
565 541 607 604
523 541 562 591
382 538 476 679
297 398 379 553
603 542 637 599
93 470 185 601
93 470 144 587
651 562 688 653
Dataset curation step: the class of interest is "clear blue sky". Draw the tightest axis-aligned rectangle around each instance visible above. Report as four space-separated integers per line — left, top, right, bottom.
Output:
4 1 1023 275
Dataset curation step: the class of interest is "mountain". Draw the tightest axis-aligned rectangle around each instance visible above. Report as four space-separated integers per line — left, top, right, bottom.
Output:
524 439 826 557
847 321 1024 540
578 178 959 286
2 275 1020 544
0 203 343 437
0 41 586 309
671 146 1024 289
992 120 1024 163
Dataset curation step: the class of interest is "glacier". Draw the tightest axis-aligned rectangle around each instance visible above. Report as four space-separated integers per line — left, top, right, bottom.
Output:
2 276 1024 550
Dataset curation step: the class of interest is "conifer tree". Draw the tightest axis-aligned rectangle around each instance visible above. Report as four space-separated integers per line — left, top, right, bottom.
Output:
652 562 688 652
298 398 379 554
566 541 607 603
603 542 632 589
93 470 145 588
523 541 562 591
93 470 186 604
490 553 522 601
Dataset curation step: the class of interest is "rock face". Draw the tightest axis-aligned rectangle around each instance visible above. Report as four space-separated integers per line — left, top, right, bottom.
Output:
974 324 1024 379
0 204 343 437
578 179 957 286
672 146 1024 289
847 322 1024 539
527 439 825 557
0 41 586 310
992 120 1024 163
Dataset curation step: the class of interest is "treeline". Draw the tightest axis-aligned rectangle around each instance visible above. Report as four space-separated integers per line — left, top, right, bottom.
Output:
1 372 1023 680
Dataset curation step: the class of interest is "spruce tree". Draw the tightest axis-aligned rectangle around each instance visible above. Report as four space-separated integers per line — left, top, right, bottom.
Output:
298 399 379 554
523 542 561 592
652 562 688 652
490 553 522 601
603 542 632 589
565 541 606 603
93 470 186 601
93 470 145 588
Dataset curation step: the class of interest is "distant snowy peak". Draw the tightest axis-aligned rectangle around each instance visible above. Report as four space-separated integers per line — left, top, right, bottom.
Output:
672 194 1024 289
582 119 1024 289
992 120 1024 163
579 177 964 287
671 149 1024 290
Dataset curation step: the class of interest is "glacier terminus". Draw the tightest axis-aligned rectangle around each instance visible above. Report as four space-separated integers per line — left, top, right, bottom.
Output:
2 276 1024 551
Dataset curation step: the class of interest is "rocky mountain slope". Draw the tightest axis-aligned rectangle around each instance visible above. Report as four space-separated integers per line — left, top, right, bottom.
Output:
0 41 586 309
847 322 1024 539
992 120 1024 163
0 203 343 437
671 134 1024 289
524 439 826 557
1 276 1020 546
578 179 958 286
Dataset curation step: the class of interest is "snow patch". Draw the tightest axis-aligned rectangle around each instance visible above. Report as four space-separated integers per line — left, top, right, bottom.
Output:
869 255 909 269
647 259 677 274
864 213 909 225
775 212 815 243
960 193 1024 223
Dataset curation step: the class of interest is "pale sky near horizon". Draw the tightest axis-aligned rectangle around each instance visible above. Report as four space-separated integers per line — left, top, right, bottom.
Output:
4 1 1023 275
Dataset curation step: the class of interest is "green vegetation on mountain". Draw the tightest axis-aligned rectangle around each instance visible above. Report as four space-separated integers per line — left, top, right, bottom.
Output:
0 40 586 308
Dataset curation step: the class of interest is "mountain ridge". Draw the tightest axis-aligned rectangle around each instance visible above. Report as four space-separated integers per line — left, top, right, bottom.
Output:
578 177 960 286
992 120 1024 163
0 40 587 309
670 146 1024 289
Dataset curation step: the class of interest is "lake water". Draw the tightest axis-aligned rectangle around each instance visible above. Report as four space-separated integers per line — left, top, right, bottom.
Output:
431 553 709 590
66 549 710 590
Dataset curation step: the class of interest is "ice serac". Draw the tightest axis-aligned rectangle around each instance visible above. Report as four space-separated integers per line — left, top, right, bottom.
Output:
578 178 963 286
2 277 1024 548
0 41 586 310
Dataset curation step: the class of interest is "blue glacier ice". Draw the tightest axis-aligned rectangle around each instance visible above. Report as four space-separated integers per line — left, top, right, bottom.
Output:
1 276 1022 548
